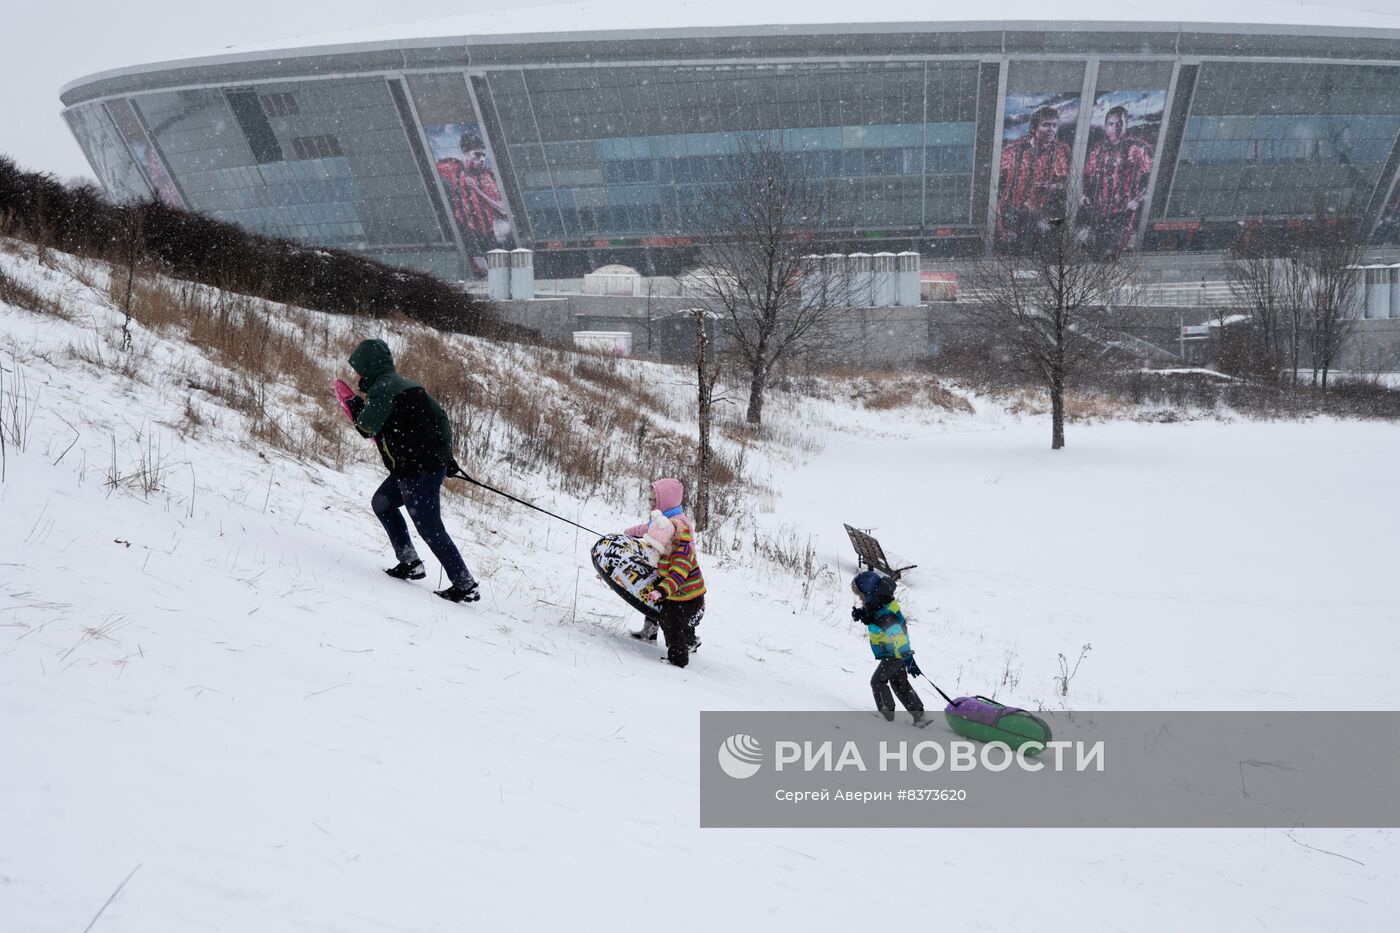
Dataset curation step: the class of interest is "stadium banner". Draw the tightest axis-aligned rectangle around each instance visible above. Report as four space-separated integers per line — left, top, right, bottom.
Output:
107 98 186 209
424 122 517 277
406 73 517 278
995 90 1079 256
1077 88 1166 256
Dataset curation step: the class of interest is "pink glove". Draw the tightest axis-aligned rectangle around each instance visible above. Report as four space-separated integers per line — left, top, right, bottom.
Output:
645 590 663 604
334 379 357 423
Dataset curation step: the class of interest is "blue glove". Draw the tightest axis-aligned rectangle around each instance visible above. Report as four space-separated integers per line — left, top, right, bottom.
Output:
904 654 923 678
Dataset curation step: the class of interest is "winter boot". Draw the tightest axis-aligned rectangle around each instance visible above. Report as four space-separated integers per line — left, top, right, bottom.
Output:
385 559 426 581
687 620 701 652
911 710 930 728
435 581 480 603
878 709 896 722
630 618 659 642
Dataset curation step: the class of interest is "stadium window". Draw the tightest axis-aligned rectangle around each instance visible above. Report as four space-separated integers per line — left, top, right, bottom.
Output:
225 89 284 164
259 93 300 118
291 135 344 160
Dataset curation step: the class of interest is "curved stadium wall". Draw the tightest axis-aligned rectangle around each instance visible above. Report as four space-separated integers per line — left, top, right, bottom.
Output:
59 19 1400 282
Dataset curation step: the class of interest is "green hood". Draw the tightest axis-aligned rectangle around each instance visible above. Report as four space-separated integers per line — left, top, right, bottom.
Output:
349 339 395 386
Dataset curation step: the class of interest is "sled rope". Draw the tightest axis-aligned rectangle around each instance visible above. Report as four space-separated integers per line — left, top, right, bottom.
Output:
448 464 604 537
915 672 958 707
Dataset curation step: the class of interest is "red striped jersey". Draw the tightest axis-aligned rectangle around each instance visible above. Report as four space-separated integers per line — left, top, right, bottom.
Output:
1083 138 1154 219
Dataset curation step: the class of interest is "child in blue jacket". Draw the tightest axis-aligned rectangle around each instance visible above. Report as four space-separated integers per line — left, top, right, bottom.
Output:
852 571 926 724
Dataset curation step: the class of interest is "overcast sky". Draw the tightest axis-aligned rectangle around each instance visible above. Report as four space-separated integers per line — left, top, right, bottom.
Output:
3 0 1396 181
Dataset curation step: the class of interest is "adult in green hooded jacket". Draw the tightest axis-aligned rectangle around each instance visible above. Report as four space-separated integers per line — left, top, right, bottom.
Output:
343 338 479 603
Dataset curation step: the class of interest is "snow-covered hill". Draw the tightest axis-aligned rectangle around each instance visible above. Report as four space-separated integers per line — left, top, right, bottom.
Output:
2 239 1395 931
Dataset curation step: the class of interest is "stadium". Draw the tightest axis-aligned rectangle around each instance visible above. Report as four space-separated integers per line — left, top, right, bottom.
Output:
57 0 1400 364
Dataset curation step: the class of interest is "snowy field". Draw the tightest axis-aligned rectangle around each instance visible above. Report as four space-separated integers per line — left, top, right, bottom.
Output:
2 244 1397 930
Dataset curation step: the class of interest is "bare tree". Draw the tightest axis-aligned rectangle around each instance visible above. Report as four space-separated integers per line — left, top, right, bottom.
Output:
641 276 659 355
689 136 848 424
1223 217 1364 388
1297 219 1364 390
119 205 146 351
958 216 1137 450
1225 252 1288 379
1280 255 1312 387
692 306 720 531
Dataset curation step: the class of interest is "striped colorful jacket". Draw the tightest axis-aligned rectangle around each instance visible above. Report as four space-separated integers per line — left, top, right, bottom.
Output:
654 516 706 601
866 601 912 660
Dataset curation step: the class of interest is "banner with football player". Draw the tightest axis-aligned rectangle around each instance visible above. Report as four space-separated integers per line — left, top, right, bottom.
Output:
1078 89 1166 256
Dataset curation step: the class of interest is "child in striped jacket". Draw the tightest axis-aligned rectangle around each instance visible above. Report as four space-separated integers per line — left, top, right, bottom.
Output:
626 478 706 667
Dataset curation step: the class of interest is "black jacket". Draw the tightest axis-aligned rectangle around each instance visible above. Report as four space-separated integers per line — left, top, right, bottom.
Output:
347 339 454 479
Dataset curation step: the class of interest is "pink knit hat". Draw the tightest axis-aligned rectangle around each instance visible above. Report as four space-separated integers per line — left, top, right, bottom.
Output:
652 478 684 513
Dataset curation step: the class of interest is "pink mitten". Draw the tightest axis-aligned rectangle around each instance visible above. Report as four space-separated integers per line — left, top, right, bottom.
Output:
334 378 357 423
645 589 663 604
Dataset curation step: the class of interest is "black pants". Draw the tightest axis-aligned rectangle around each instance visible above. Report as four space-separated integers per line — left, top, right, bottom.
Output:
371 469 474 589
656 596 704 668
871 658 924 714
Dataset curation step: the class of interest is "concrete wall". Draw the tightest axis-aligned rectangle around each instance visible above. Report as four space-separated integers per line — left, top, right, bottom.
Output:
490 294 702 359
491 293 936 365
805 306 934 366
1338 319 1400 372
489 289 1400 373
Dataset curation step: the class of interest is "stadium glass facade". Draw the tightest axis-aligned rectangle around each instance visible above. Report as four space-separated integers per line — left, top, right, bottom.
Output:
59 20 1400 280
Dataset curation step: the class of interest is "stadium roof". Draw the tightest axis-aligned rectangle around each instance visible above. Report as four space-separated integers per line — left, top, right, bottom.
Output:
216 0 1400 51
62 0 1400 99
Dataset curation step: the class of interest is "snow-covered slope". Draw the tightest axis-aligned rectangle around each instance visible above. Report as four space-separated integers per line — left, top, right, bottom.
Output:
1 240 1395 931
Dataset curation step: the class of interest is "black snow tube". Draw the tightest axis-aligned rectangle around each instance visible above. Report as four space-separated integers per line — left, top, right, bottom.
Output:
590 533 662 617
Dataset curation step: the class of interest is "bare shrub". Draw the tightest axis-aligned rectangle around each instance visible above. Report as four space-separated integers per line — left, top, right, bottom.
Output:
113 276 185 331
1055 643 1093 697
926 382 976 414
120 279 330 401
1 357 37 458
572 357 637 396
179 396 204 433
0 265 68 318
186 294 325 395
751 528 819 578
0 157 508 336
1063 392 1133 421
863 384 919 410
104 429 170 498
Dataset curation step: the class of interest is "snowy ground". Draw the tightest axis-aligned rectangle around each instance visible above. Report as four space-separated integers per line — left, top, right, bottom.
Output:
2 245 1397 930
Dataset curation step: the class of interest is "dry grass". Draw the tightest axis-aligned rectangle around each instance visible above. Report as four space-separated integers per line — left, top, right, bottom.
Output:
927 382 976 413
0 265 69 319
768 364 975 417
123 279 328 397
28 254 802 524
351 325 740 506
862 385 919 410
101 276 364 466
999 387 1134 421
858 375 975 414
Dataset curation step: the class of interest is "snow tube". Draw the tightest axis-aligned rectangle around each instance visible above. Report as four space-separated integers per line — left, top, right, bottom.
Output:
590 534 662 617
943 696 1052 755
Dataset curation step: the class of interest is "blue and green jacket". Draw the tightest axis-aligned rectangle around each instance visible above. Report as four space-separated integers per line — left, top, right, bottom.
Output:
865 601 912 660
